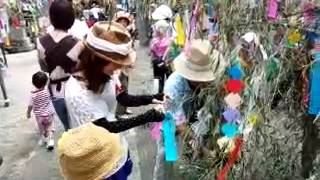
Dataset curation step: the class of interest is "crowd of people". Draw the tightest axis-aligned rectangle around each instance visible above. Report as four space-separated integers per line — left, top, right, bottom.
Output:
23 0 226 179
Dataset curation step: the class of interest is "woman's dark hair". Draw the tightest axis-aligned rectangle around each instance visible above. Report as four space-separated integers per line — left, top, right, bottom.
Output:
116 17 130 26
32 71 48 89
77 47 111 93
49 0 75 31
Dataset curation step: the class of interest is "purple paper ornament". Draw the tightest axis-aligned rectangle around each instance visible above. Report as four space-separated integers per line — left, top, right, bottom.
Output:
223 108 241 123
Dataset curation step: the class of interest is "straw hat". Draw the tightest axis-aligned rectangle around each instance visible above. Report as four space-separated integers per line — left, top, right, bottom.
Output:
152 4 173 20
83 21 136 66
174 39 226 82
58 123 126 180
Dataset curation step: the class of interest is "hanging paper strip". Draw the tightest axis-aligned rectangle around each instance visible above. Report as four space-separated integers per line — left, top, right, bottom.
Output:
150 122 162 140
174 14 185 47
308 60 320 115
162 112 177 161
267 0 278 20
184 0 200 51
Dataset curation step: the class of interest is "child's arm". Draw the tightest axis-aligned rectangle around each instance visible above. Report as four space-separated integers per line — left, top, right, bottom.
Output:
26 106 32 119
27 96 33 119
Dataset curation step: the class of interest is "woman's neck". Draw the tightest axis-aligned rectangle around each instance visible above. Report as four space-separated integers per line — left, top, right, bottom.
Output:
54 29 68 33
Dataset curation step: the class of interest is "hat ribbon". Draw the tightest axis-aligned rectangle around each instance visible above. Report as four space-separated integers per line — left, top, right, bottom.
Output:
86 30 132 56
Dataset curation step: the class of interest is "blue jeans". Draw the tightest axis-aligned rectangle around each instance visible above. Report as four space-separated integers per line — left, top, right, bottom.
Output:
52 98 70 131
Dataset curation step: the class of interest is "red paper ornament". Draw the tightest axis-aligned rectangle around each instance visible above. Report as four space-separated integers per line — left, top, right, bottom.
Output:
224 79 245 93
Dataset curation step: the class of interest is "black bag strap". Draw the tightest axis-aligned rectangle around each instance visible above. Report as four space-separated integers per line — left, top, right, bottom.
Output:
40 34 77 59
39 34 78 74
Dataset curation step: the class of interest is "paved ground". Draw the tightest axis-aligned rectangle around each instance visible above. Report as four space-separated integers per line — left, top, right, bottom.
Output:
0 46 159 180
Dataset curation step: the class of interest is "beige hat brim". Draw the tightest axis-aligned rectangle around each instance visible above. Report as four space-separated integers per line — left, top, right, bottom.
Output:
174 53 217 82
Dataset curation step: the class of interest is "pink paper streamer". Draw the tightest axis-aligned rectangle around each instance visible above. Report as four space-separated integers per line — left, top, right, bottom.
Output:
184 0 200 52
267 0 278 20
150 122 162 140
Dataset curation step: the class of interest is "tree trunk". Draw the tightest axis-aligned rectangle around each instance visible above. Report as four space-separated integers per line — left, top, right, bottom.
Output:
135 0 151 46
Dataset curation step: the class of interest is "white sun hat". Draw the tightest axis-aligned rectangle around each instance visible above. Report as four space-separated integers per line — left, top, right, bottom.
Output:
152 4 173 20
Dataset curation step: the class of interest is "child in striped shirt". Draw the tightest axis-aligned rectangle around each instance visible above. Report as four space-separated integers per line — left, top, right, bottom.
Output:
27 71 55 150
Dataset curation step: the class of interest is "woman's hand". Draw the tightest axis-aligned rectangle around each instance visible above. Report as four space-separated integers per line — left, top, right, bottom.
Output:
152 93 170 104
148 108 165 122
152 98 164 104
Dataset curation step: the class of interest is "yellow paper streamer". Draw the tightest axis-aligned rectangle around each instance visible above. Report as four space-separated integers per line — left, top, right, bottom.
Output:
174 14 185 46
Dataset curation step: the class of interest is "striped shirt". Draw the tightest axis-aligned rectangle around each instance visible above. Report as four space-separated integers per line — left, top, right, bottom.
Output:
29 88 55 117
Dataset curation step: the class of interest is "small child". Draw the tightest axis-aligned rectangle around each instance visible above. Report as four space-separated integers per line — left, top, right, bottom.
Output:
27 71 55 150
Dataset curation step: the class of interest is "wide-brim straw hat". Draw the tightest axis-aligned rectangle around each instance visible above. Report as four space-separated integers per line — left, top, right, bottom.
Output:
83 21 136 66
152 4 173 20
58 123 126 180
174 39 226 82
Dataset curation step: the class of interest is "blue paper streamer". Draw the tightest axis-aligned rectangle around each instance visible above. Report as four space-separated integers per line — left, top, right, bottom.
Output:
162 112 177 161
308 61 320 115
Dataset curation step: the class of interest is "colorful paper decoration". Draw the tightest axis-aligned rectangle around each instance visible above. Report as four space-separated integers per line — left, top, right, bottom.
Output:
168 42 181 61
287 29 301 45
223 108 241 123
224 93 242 109
306 31 319 43
150 122 162 140
162 112 177 161
225 79 245 93
265 57 279 82
308 61 320 115
228 65 242 80
267 0 279 20
174 14 185 46
314 41 320 53
221 123 239 138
